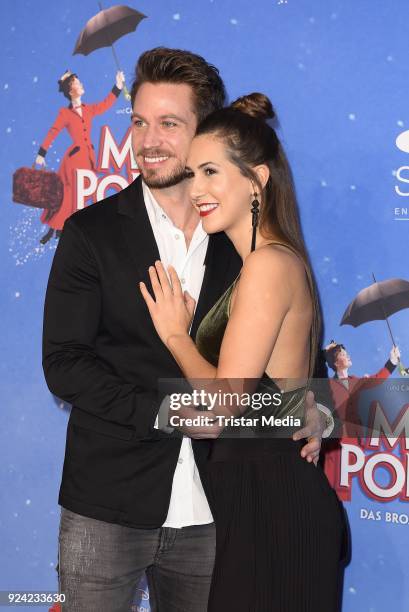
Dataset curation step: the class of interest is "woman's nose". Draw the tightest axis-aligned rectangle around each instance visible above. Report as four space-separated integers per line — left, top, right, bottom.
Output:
189 176 206 202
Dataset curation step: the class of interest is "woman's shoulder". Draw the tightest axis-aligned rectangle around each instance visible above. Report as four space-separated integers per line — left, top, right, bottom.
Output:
54 107 71 121
229 243 306 319
241 242 306 286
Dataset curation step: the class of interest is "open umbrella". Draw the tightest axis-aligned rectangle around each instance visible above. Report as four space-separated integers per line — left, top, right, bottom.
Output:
73 4 147 99
340 274 409 374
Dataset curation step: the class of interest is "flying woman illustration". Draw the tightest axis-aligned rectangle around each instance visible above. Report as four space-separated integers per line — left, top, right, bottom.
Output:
35 69 125 244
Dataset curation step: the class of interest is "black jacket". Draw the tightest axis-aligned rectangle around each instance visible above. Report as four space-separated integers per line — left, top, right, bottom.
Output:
42 176 242 528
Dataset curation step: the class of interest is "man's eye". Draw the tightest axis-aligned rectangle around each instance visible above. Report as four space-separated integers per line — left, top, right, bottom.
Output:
132 120 144 127
162 121 177 128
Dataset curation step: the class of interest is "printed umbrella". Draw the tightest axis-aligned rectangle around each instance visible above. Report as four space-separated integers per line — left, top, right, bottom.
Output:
73 3 147 99
340 274 409 374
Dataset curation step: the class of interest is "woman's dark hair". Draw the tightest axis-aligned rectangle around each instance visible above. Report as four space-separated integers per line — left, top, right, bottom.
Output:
130 47 226 123
58 73 78 101
196 93 323 378
325 343 346 372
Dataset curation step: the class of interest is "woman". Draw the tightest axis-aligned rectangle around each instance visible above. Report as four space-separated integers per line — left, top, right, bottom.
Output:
140 93 344 611
35 69 124 244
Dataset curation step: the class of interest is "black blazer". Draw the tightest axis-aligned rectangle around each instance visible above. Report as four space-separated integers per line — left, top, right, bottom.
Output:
42 176 242 528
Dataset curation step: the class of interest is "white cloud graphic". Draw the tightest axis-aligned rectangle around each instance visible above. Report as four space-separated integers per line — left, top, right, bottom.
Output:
396 130 409 153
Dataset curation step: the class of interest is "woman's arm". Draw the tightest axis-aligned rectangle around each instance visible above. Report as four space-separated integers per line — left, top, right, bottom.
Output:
88 72 124 116
37 109 67 159
144 248 301 375
213 247 297 379
140 254 325 461
140 248 302 416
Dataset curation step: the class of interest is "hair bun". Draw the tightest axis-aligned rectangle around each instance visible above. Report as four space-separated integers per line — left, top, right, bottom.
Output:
230 92 275 121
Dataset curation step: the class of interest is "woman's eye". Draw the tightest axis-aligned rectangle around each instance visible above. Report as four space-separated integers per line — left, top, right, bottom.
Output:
184 170 194 180
205 168 217 176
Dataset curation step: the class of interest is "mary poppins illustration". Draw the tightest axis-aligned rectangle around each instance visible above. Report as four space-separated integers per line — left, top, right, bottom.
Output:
35 69 124 244
35 4 146 244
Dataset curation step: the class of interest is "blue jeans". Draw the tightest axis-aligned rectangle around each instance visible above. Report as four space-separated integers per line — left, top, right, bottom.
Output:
58 507 216 612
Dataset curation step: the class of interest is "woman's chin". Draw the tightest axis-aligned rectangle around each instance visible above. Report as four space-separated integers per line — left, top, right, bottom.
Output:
201 218 225 235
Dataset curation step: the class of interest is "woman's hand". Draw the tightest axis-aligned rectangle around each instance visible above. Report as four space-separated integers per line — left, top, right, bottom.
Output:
115 70 126 90
35 155 46 166
139 261 196 347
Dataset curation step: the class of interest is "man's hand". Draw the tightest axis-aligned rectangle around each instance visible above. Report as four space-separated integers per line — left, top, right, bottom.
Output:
293 390 326 466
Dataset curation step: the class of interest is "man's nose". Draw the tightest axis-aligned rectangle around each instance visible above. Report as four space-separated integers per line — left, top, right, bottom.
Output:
142 124 162 149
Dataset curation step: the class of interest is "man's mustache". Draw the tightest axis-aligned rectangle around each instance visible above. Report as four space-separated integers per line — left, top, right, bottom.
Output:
137 149 174 158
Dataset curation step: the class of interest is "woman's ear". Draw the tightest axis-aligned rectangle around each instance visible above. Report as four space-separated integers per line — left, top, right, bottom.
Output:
254 164 270 190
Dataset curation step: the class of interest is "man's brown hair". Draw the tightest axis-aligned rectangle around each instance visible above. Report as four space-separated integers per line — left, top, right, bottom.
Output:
130 47 226 123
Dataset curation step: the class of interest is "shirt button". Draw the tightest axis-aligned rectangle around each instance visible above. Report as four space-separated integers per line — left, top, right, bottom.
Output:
181 278 186 284
174 234 180 240
178 458 183 464
162 214 166 219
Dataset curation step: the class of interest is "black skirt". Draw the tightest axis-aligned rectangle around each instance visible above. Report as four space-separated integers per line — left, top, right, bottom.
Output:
206 439 346 612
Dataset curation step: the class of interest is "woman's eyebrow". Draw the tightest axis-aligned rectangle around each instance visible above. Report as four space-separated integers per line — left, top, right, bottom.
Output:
198 161 220 169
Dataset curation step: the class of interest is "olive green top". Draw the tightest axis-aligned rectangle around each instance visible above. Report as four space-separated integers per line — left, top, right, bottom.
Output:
195 273 240 368
195 242 310 435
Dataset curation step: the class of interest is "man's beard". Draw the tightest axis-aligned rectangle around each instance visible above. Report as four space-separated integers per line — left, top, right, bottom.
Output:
140 157 187 189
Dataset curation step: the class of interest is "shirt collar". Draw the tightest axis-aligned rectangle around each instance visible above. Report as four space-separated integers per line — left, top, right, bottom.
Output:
142 180 168 226
141 179 207 241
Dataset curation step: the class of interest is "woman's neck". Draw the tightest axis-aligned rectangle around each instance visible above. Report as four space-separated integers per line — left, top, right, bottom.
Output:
226 222 283 262
336 368 349 379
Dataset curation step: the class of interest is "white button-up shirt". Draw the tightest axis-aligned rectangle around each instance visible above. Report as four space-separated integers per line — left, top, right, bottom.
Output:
142 180 214 528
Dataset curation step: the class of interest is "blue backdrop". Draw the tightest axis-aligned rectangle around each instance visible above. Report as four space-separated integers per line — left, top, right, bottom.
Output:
1 1 408 610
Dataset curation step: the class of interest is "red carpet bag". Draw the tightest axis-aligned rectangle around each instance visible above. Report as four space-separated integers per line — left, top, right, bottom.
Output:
12 165 63 212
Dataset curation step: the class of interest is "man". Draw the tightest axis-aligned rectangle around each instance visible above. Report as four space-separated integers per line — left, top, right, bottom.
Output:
323 340 400 500
43 47 332 611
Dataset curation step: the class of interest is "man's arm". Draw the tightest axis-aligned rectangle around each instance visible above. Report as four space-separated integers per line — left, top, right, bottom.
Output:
42 216 158 439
